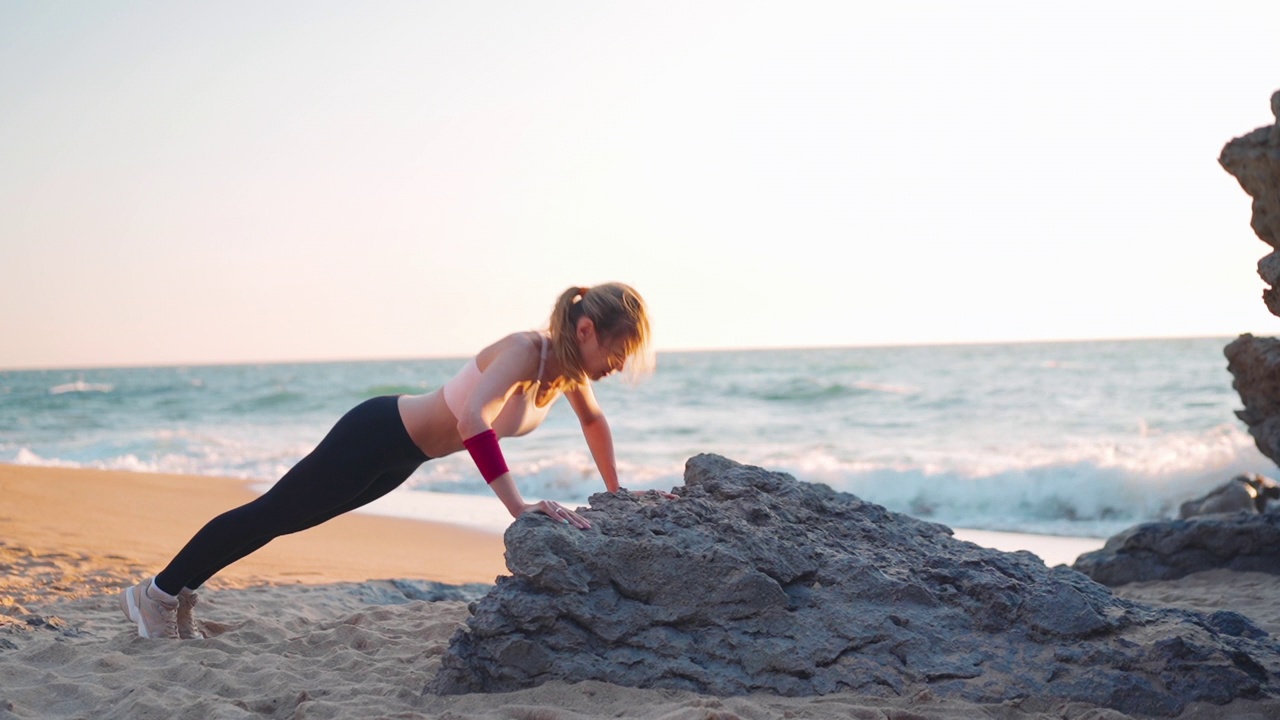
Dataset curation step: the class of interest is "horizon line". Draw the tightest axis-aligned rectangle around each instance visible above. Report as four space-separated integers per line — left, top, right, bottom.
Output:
0 332 1251 373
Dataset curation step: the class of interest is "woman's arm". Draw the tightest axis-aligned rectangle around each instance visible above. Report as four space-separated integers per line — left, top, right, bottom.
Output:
566 383 620 493
457 334 591 528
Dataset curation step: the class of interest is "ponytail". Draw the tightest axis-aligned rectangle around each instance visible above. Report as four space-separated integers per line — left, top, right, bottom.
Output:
547 282 653 387
549 287 590 385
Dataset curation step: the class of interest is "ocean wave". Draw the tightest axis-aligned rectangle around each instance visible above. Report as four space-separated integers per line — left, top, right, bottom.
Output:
9 439 306 482
12 447 81 468
223 391 311 413
12 446 206 476
396 427 1274 537
12 421 1271 540
751 378 920 403
850 380 919 395
398 450 685 503
768 429 1272 537
48 380 114 395
359 383 434 398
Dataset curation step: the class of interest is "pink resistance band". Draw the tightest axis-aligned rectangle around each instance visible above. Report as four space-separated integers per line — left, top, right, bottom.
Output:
463 429 509 484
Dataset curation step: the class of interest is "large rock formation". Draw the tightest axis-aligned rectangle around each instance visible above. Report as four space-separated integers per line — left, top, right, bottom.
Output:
1220 90 1280 315
433 454 1280 716
1073 513 1280 586
1222 92 1280 465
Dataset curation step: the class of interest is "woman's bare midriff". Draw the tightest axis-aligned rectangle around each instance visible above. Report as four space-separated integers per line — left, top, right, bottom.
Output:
397 391 465 459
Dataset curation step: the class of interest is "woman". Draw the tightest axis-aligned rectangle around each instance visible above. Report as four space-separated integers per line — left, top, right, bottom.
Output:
120 283 654 640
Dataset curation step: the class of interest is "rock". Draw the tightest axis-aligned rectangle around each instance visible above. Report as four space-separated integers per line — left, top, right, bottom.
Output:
352 579 491 605
1219 90 1280 293
1179 473 1280 518
1221 92 1280 465
1073 513 1280 585
1226 334 1280 465
432 454 1280 716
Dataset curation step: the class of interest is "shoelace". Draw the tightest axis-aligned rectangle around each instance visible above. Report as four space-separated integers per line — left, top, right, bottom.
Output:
156 599 179 639
144 584 181 639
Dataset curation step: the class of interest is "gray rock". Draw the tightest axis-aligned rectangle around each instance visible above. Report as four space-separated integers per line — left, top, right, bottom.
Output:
1073 513 1280 585
1226 335 1280 467
351 579 492 605
1179 473 1280 518
432 454 1280 716
1221 92 1280 465
1219 90 1280 262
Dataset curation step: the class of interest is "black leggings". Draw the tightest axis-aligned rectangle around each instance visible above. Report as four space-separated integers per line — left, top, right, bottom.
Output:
154 395 430 595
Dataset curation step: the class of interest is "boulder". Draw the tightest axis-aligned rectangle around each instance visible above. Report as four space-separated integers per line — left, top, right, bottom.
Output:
1179 473 1280 518
1073 513 1280 586
433 454 1280 716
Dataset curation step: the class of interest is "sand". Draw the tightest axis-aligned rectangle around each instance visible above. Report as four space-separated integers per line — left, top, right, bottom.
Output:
2 464 1279 719
949 528 1105 569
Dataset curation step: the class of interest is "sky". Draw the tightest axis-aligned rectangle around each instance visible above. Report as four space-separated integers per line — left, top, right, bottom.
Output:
2 1 1279 370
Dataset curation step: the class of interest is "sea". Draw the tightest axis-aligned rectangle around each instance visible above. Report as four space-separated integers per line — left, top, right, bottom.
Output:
1 337 1270 544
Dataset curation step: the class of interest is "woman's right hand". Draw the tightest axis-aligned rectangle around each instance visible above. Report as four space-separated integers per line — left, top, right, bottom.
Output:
525 499 591 530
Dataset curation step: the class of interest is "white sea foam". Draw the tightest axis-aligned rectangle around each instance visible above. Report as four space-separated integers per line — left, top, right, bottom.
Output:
48 380 114 395
13 447 80 468
850 380 920 395
772 426 1271 536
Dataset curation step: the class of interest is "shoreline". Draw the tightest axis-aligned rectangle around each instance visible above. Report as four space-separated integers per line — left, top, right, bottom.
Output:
950 527 1105 567
0 463 507 588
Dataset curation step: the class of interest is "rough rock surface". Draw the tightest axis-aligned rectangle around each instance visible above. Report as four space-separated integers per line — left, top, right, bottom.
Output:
1179 473 1280 518
1227 334 1280 466
1221 92 1280 467
433 454 1280 716
1074 513 1280 586
1220 90 1280 312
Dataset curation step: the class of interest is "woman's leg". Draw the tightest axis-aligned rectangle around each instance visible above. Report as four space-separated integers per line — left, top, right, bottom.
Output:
153 396 426 595
179 463 420 590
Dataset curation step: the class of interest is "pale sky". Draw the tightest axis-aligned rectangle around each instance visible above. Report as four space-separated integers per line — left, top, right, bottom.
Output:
2 1 1278 369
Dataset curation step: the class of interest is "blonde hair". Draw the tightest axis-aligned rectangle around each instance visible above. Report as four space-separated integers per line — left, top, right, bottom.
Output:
548 282 654 388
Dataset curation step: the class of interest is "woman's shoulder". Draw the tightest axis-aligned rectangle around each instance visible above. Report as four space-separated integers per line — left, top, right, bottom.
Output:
495 330 545 353
474 331 544 373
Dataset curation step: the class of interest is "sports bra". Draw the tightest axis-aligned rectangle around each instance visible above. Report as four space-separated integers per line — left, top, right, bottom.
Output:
442 332 558 438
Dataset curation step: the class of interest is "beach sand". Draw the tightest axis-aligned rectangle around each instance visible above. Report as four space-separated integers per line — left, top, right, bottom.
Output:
2 464 1278 719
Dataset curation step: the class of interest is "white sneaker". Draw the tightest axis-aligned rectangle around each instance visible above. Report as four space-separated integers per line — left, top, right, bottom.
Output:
118 579 179 639
176 589 204 639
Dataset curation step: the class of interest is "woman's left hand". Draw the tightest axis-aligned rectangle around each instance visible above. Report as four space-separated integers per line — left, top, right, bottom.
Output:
527 500 592 529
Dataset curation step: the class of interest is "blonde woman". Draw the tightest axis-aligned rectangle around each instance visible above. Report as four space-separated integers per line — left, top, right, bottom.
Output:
120 283 654 640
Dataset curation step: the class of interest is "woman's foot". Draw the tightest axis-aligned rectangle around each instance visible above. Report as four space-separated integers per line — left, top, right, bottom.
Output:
176 589 204 639
118 579 179 639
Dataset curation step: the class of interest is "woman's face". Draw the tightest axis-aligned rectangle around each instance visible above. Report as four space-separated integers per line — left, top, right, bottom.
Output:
577 319 629 381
